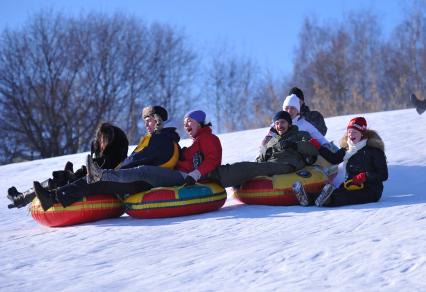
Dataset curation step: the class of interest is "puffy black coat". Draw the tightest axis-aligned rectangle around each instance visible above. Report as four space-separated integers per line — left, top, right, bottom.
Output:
319 130 388 197
119 127 180 169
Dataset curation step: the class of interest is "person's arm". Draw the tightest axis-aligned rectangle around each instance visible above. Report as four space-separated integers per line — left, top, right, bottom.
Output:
318 145 346 165
260 127 276 147
197 135 222 176
303 120 329 145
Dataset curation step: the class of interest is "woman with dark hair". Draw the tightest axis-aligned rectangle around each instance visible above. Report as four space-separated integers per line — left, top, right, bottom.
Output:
91 122 129 169
7 122 129 209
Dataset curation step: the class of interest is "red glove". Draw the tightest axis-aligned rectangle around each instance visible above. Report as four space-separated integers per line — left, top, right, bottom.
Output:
351 172 366 185
309 138 321 150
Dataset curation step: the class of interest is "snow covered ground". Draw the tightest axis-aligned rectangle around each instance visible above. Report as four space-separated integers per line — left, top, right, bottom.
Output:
1 109 425 291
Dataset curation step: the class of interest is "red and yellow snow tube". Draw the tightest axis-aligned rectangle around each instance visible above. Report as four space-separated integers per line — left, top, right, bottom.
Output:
124 182 226 219
233 166 328 206
31 194 125 227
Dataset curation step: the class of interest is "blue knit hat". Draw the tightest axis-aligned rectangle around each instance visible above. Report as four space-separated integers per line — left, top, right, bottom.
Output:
185 110 206 124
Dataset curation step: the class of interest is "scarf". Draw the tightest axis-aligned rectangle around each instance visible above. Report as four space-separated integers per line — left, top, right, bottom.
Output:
332 138 367 187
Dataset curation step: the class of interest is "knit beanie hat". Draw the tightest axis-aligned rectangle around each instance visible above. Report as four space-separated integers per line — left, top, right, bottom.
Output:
282 94 301 113
347 117 367 132
142 106 168 121
185 110 206 124
288 87 305 101
272 111 292 125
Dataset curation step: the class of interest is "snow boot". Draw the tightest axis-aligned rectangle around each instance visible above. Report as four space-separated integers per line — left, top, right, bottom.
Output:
86 155 102 184
410 93 426 115
64 161 74 173
7 186 20 201
315 184 336 207
292 181 310 206
7 187 35 209
33 181 56 211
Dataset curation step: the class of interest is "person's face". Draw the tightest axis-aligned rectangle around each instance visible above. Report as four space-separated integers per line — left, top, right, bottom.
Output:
347 128 363 144
99 137 108 152
284 106 298 119
274 119 290 135
144 115 157 134
183 117 201 138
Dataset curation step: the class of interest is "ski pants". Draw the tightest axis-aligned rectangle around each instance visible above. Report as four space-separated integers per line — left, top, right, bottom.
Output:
207 161 297 188
55 177 153 207
99 165 185 188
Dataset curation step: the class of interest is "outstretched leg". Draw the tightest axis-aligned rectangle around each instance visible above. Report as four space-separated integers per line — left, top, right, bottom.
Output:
208 162 295 188
7 161 81 209
34 177 153 211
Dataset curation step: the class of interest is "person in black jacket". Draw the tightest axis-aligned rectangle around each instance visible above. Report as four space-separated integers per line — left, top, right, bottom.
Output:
7 122 129 209
289 87 327 136
293 117 388 207
33 105 181 211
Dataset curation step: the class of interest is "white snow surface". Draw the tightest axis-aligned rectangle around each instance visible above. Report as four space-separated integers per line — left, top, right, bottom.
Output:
1 109 426 291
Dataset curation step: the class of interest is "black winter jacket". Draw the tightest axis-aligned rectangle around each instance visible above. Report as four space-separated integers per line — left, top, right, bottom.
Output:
319 130 388 193
119 127 180 169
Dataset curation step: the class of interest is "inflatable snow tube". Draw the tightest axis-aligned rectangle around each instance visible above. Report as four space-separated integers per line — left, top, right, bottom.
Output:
124 182 226 219
233 166 327 206
31 194 125 227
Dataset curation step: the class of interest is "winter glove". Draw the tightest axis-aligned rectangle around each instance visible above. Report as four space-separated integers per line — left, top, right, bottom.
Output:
351 172 367 186
280 140 297 150
309 138 321 150
183 169 202 186
183 175 196 186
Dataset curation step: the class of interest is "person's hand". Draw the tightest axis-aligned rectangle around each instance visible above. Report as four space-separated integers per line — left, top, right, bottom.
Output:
183 169 201 186
183 175 196 186
309 138 321 150
351 172 366 185
280 140 297 150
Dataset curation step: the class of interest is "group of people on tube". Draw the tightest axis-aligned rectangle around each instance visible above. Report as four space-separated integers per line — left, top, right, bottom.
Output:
7 87 388 211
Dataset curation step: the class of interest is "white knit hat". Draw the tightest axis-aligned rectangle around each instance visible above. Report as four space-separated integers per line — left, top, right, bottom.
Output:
282 94 301 113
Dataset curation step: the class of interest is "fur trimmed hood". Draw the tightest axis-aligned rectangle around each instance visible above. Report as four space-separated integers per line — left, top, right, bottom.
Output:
340 129 385 152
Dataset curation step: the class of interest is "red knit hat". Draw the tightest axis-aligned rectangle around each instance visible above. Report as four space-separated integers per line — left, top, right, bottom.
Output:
347 117 367 132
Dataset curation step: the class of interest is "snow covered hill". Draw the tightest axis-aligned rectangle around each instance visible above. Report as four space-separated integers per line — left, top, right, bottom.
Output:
1 109 425 291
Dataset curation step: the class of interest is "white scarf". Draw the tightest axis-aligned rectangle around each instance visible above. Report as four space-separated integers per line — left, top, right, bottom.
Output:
332 139 367 187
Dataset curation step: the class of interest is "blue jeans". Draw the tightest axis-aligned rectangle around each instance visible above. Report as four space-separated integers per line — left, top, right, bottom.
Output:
100 165 185 188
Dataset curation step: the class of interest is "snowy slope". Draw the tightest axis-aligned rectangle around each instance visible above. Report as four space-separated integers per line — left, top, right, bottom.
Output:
1 109 425 291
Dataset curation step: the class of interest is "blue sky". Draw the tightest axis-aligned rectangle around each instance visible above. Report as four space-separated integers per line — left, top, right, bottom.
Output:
0 0 406 75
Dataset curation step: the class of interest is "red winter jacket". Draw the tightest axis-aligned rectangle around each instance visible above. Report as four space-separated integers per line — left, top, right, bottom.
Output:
176 126 222 176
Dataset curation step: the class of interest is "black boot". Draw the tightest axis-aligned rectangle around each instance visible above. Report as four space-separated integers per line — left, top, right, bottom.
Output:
64 161 74 173
33 181 56 211
411 94 426 115
7 187 25 209
292 181 310 206
7 186 20 202
7 187 35 209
